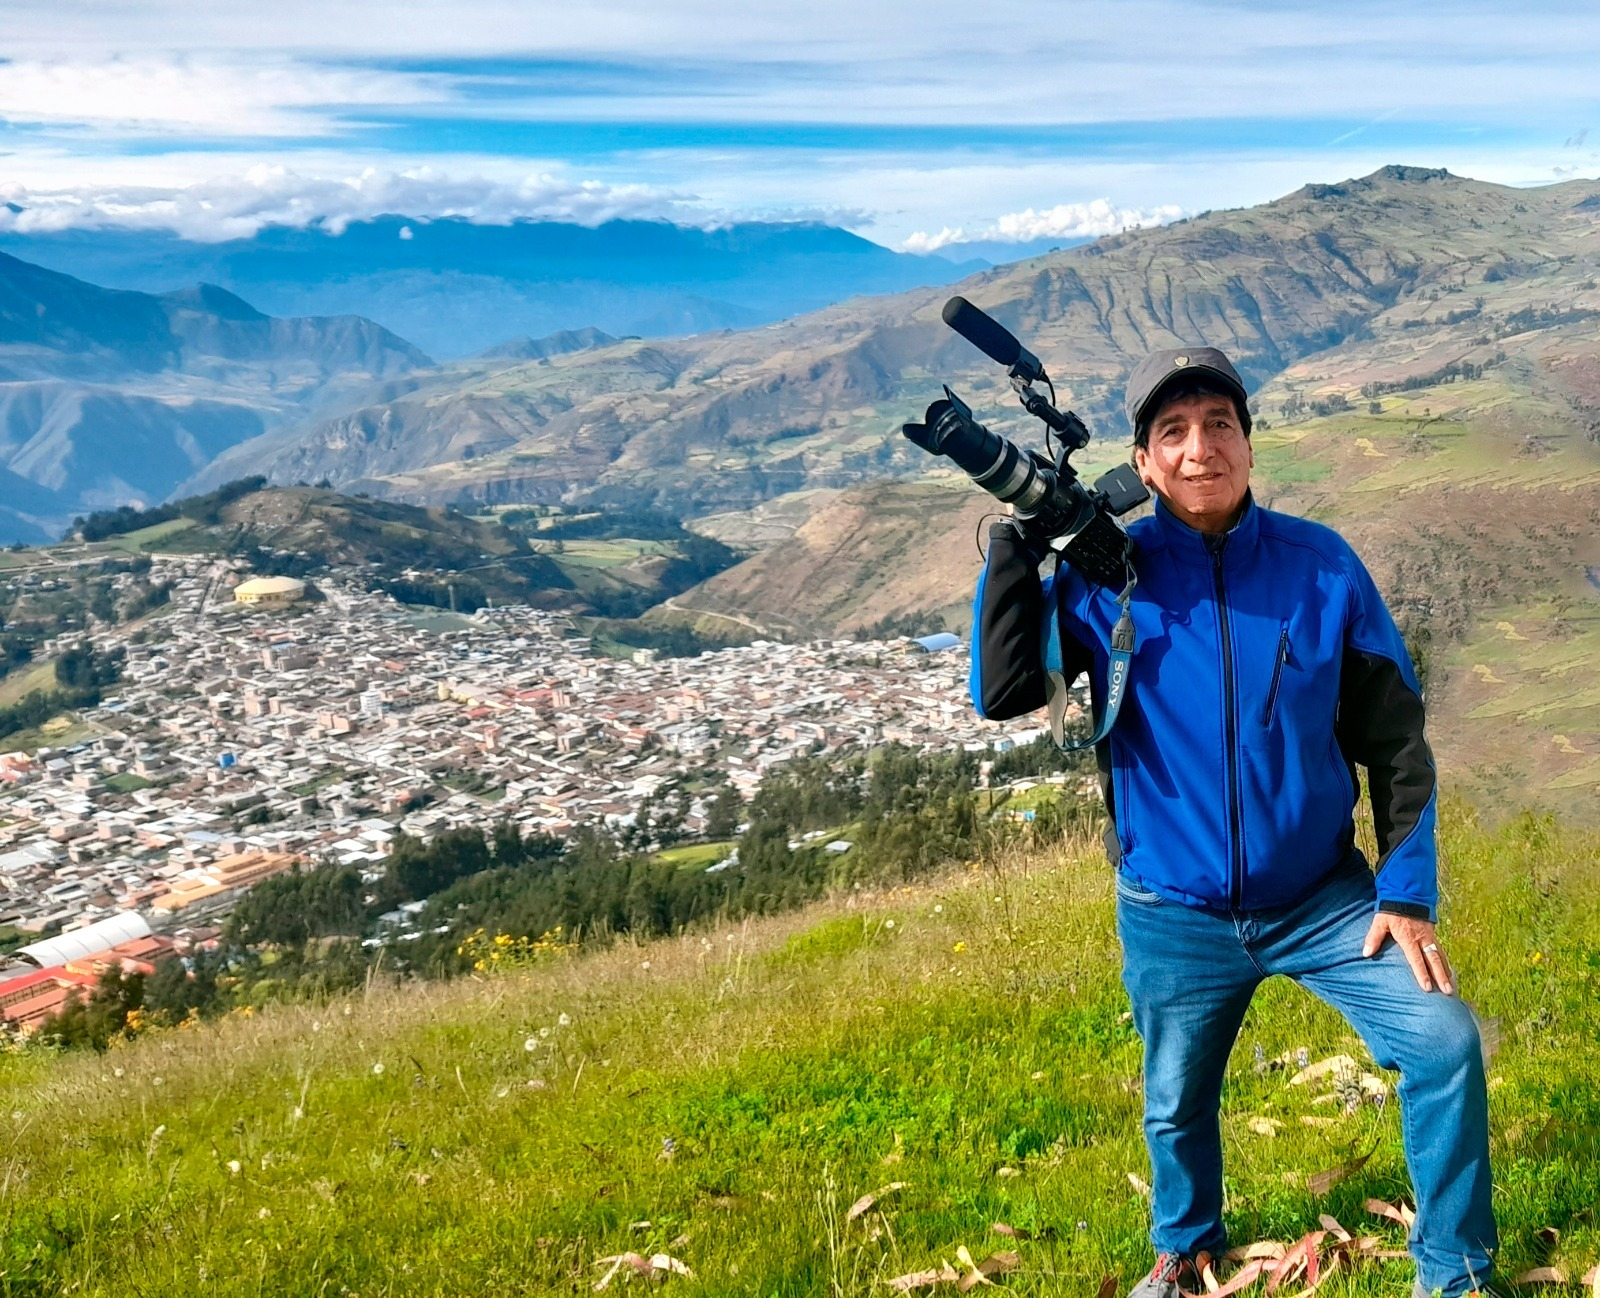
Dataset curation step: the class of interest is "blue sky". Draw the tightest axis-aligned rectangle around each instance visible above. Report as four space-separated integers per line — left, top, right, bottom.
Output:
0 0 1596 247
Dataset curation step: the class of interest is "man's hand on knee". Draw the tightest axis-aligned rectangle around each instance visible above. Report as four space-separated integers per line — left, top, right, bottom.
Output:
1362 913 1455 995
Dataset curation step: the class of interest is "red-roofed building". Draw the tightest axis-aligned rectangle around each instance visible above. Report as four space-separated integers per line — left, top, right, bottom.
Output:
0 966 97 1034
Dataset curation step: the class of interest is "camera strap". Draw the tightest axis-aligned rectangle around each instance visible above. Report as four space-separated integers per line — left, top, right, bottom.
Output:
1043 563 1137 752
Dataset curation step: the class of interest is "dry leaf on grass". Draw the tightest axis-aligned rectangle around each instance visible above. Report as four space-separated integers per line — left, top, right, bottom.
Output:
1289 1055 1358 1087
1581 1264 1599 1298
592 1252 694 1290
991 1223 1029 1240
1515 1269 1569 1285
887 1251 1018 1295
1097 1275 1119 1298
1128 1172 1152 1197
1299 1116 1337 1129
1248 1117 1285 1137
888 1264 961 1292
593 1253 653 1290
1183 1258 1269 1298
1306 1152 1371 1195
955 1246 994 1290
1200 1257 1221 1292
955 1246 1020 1292
1317 1215 1352 1242
1364 1198 1416 1228
1224 1243 1288 1263
1265 1231 1327 1295
846 1181 908 1223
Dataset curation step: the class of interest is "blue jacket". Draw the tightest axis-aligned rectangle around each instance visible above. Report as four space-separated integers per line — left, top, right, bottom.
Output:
970 495 1438 919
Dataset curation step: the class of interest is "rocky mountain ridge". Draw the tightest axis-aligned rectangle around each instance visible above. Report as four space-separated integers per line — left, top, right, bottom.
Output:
192 166 1600 522
0 254 431 542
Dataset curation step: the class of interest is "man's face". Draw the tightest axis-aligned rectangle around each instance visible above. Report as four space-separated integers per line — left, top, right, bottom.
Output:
1133 391 1253 534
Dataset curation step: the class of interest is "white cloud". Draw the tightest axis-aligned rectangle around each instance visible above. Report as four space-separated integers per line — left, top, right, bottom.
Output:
0 55 442 137
0 166 690 241
903 200 1186 252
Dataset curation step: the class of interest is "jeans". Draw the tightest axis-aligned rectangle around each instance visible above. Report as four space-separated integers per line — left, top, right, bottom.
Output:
1115 855 1497 1296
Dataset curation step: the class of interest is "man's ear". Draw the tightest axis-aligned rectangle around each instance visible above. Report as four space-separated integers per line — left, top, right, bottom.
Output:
1133 445 1153 486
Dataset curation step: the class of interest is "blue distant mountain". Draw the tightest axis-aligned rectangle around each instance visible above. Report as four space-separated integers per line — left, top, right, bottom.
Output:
0 250 429 542
0 217 987 360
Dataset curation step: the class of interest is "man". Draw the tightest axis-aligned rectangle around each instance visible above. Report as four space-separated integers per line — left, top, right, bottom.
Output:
969 347 1498 1298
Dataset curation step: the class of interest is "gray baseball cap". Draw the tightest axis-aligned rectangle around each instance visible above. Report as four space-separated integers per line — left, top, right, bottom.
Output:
1125 346 1250 436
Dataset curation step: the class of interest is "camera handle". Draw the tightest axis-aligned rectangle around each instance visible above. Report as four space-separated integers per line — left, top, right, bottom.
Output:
1042 557 1138 750
1010 375 1090 452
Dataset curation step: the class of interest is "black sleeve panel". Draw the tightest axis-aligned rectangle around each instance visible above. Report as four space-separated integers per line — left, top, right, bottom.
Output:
974 525 1048 720
973 523 1094 721
1334 646 1436 872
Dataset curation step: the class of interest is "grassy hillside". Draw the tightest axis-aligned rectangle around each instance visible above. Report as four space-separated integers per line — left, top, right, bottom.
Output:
3 800 1596 1296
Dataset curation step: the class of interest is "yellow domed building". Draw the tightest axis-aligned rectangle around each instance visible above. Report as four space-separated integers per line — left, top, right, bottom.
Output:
234 576 307 607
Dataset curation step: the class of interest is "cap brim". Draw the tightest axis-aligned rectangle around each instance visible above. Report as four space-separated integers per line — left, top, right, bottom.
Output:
1134 365 1249 430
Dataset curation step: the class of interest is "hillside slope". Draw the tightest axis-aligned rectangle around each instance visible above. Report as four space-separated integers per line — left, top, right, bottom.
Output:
193 167 1600 518
1 804 1595 1295
0 255 431 542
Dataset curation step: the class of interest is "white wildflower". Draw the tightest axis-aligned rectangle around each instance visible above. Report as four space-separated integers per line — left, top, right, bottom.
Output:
557 1013 571 1027
227 1160 241 1175
372 1062 384 1075
524 1036 539 1052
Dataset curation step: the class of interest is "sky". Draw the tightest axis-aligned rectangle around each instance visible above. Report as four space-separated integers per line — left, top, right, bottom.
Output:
1 0 1598 249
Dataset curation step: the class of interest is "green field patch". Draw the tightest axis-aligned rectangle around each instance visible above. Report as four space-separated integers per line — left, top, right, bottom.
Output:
111 516 199 550
0 659 58 707
103 772 153 794
653 840 733 870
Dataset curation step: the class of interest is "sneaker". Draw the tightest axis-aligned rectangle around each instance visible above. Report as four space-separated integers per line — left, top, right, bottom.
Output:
1126 1253 1202 1298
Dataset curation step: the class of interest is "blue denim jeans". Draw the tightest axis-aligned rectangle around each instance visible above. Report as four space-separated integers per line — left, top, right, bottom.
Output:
1115 855 1496 1296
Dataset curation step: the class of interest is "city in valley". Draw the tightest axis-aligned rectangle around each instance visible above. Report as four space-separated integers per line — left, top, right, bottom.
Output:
0 552 1073 1017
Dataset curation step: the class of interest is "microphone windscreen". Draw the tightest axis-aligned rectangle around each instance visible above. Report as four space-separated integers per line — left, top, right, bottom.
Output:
942 296 1022 369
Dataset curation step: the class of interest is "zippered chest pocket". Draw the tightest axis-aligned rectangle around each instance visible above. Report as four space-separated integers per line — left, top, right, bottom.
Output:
1262 622 1291 727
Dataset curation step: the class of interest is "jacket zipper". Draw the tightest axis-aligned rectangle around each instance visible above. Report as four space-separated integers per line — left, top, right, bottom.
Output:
1212 543 1245 909
1262 623 1290 727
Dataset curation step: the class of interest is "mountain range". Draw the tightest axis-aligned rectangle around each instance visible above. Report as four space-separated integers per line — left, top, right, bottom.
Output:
0 253 428 542
186 166 1600 514
0 217 983 361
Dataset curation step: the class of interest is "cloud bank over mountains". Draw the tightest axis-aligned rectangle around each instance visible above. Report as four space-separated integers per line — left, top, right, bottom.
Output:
2 2 1599 253
902 200 1188 255
0 167 686 243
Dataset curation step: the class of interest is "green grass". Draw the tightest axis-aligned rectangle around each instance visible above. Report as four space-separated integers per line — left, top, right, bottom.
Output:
654 840 733 870
0 660 57 708
103 517 198 552
103 773 153 794
1 802 1596 1296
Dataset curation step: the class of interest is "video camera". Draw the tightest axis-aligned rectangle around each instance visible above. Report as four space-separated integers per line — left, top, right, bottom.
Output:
901 296 1149 588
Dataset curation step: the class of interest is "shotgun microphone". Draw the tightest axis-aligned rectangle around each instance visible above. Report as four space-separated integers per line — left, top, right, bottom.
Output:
941 296 1045 383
